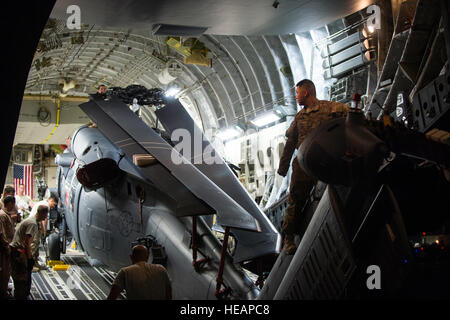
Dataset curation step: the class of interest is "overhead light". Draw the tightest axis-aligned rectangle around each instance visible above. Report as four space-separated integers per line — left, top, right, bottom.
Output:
216 127 242 141
250 112 282 127
165 87 180 97
367 25 375 33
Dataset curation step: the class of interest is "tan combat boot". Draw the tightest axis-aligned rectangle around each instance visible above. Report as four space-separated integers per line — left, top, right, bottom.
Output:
284 234 297 255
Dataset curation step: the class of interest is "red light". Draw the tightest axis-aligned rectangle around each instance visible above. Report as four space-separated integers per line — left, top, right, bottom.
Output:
421 247 424 251
422 232 426 236
442 246 445 250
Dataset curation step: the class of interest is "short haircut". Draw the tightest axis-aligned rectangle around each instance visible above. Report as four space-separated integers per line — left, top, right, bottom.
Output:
37 205 49 215
4 185 15 194
296 79 316 97
3 195 15 206
98 84 106 89
48 194 59 203
131 245 149 262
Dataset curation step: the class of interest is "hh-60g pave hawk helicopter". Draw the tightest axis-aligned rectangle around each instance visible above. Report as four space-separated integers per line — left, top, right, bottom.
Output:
48 85 450 300
49 86 281 300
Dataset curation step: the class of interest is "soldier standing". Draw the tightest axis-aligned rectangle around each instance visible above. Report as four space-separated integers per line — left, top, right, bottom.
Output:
10 205 48 299
1 186 21 225
277 79 349 254
0 196 16 299
28 195 58 271
15 184 34 219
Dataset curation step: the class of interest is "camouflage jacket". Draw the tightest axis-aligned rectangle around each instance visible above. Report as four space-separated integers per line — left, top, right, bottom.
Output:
277 100 349 177
0 209 15 246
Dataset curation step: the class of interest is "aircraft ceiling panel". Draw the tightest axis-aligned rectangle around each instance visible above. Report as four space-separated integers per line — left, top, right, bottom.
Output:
50 0 373 35
24 1 372 137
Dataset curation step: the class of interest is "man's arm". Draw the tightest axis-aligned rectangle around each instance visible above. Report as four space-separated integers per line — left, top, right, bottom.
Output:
0 216 5 243
107 285 122 300
0 225 9 252
277 118 298 177
107 269 124 300
0 217 8 249
166 282 172 300
10 206 21 223
165 271 172 300
41 219 47 238
24 234 32 259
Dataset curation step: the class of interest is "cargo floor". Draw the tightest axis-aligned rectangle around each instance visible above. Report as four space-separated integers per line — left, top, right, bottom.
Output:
27 248 126 300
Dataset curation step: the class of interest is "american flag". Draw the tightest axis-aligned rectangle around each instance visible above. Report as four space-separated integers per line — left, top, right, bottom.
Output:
13 164 33 198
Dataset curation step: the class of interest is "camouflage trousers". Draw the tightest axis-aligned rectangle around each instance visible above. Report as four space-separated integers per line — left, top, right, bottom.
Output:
10 249 33 300
281 158 315 236
0 249 11 299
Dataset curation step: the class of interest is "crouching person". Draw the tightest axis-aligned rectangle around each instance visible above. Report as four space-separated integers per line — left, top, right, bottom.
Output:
107 245 172 300
10 205 48 299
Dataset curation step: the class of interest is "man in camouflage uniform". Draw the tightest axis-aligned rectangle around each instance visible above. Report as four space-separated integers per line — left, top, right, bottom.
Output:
277 79 349 254
1 185 21 226
10 205 48 299
0 196 16 299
